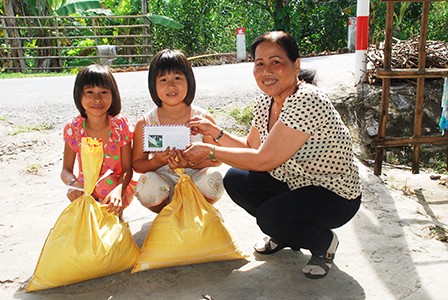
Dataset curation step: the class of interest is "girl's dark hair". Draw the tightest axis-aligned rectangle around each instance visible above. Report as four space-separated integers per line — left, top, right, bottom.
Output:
250 31 316 85
73 64 121 118
148 49 196 107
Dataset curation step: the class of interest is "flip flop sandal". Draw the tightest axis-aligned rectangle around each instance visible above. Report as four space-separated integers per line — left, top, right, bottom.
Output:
302 256 333 279
254 236 299 255
302 231 339 279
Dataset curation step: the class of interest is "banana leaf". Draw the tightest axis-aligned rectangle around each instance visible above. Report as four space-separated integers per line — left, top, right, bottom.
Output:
146 13 184 29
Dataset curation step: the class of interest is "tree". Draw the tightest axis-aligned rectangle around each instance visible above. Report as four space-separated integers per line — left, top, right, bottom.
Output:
24 0 102 16
1 0 102 71
2 0 26 70
249 0 293 32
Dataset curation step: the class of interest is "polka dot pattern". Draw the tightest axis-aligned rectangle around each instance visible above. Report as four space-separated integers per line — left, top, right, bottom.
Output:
252 83 361 200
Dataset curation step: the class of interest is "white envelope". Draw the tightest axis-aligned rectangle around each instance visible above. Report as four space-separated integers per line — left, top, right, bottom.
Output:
143 125 191 152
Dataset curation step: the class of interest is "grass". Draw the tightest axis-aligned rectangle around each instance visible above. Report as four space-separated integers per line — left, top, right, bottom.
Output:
25 163 41 175
229 104 253 127
0 72 73 80
385 147 448 175
429 226 448 242
12 123 54 135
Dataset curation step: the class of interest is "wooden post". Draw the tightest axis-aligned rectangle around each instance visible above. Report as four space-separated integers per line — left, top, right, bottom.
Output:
374 1 394 176
54 16 63 71
142 1 151 62
374 0 447 175
411 1 430 174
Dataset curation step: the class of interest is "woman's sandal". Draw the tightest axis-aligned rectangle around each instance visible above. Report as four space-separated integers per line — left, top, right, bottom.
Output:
254 236 299 255
302 231 339 279
302 256 333 279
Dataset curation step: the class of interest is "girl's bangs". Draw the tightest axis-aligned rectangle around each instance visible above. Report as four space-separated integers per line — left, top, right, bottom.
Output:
83 71 113 88
156 55 187 76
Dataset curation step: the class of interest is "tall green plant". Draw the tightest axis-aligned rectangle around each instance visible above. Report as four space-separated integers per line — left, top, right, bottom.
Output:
428 1 448 41
23 0 101 16
102 0 183 65
18 0 102 70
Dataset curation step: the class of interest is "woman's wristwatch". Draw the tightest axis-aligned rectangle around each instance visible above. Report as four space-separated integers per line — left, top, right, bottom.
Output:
214 129 224 142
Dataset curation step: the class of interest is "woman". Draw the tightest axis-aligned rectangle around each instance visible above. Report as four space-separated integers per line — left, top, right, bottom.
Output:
183 31 361 279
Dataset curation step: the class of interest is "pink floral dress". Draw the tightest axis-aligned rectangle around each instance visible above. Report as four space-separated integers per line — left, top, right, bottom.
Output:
63 115 136 208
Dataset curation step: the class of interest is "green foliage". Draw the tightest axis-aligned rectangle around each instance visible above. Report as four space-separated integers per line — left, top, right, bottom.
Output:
55 0 102 16
12 123 54 135
0 72 73 79
429 226 448 243
421 148 447 174
66 38 95 56
146 14 184 29
369 0 447 44
145 0 356 56
146 0 266 55
22 0 102 17
230 105 253 127
111 57 128 65
290 0 354 53
385 146 448 174
104 0 140 15
5 0 446 72
428 1 448 41
67 58 96 67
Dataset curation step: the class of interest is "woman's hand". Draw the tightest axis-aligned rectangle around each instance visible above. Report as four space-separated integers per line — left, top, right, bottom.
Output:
187 116 219 137
182 142 210 166
167 149 195 169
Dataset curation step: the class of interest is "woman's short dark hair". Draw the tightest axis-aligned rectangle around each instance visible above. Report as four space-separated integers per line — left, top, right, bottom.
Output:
250 31 300 62
73 64 121 118
250 31 316 85
148 49 196 107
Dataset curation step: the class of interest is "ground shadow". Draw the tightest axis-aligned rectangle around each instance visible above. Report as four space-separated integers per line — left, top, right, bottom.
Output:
353 163 439 299
16 251 362 300
132 220 153 247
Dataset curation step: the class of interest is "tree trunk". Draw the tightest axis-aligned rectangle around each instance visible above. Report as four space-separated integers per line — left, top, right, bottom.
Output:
142 0 151 60
3 0 27 71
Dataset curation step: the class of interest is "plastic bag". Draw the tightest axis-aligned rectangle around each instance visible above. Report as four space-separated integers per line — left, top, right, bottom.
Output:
132 169 246 272
26 137 140 291
80 136 103 195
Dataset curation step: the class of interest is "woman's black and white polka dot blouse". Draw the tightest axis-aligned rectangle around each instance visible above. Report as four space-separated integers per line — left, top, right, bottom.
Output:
252 83 361 200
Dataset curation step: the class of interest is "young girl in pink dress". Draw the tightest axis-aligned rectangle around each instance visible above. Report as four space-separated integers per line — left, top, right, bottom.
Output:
61 64 136 216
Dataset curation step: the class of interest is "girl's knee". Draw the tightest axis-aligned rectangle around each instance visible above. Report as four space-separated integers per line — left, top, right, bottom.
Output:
135 172 171 208
192 168 224 201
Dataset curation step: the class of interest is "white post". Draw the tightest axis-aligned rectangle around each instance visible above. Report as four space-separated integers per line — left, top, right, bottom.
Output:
355 0 370 83
348 17 356 51
236 27 246 62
